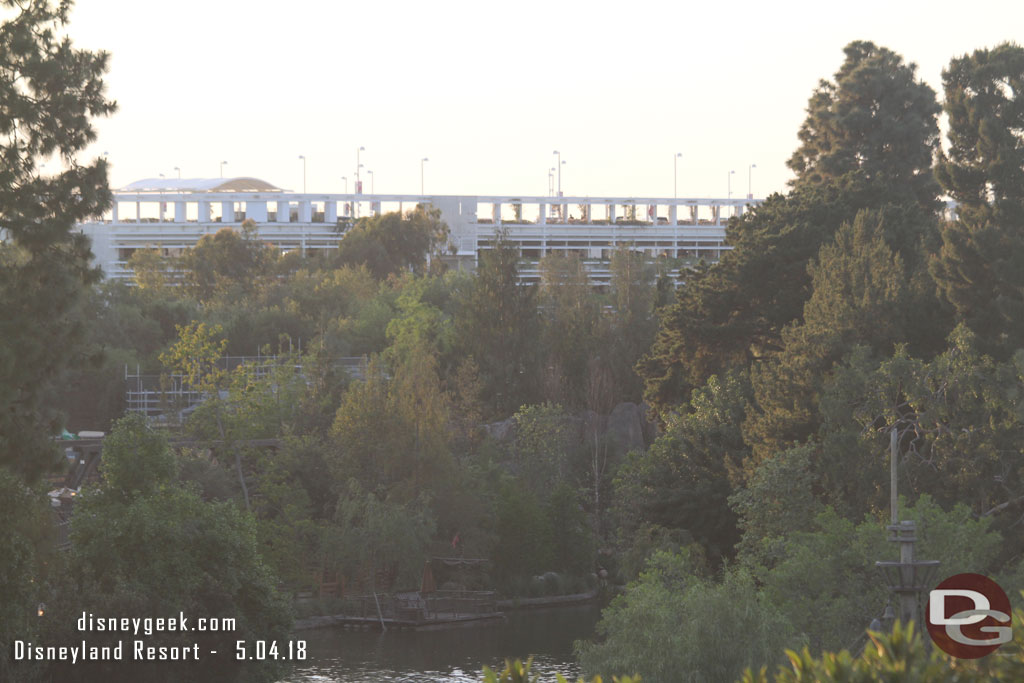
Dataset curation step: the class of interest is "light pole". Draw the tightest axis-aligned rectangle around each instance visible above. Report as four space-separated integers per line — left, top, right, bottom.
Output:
552 150 562 196
220 160 227 178
356 146 365 191
298 155 306 193
727 170 735 199
674 152 682 199
174 166 181 179
367 169 374 194
341 176 347 193
548 168 555 197
158 174 165 220
748 163 757 199
421 157 429 195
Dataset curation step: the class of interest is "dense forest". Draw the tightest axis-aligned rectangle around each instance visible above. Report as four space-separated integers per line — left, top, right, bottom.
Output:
4 2 1024 680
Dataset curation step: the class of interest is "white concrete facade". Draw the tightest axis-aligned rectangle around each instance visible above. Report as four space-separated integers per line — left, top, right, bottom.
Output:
77 181 764 284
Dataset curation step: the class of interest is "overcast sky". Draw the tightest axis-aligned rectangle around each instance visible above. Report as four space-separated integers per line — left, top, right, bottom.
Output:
60 0 1024 199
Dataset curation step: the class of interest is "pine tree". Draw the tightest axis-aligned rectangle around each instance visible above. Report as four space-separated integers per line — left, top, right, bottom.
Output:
931 43 1024 355
454 230 539 416
788 40 941 211
0 0 116 479
638 42 942 417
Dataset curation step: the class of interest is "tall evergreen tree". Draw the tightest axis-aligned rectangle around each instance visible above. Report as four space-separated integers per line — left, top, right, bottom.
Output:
931 43 1024 355
743 210 909 465
538 251 599 407
454 230 539 417
788 40 941 211
638 42 942 417
0 0 116 479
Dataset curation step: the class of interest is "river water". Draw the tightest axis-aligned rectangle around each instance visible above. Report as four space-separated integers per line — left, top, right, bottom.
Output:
278 604 602 682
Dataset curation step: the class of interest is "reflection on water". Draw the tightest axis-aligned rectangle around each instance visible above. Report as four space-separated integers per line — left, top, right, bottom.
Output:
278 604 601 683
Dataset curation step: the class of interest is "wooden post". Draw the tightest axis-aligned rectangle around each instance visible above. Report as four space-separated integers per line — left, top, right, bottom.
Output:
891 428 898 526
373 592 387 632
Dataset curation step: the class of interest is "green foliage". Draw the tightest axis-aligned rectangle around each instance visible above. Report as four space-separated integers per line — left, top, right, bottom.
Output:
936 43 1024 230
730 444 823 563
159 321 228 392
577 550 794 682
931 43 1024 356
384 273 456 366
99 413 178 501
512 402 577 495
324 479 435 589
638 185 879 415
455 229 540 417
335 206 449 280
823 326 1024 532
787 41 941 209
47 417 292 683
539 252 601 406
608 246 657 404
0 0 115 480
0 468 54 681
614 371 751 567
329 350 451 499
742 618 1024 682
639 40 944 418
745 496 1000 655
492 480 555 588
482 657 640 683
744 210 909 463
179 222 277 302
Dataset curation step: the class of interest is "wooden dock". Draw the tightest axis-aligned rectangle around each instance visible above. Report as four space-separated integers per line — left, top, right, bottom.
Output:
293 590 505 632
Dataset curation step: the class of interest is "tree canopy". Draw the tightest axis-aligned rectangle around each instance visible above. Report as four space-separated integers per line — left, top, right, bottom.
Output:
0 0 115 479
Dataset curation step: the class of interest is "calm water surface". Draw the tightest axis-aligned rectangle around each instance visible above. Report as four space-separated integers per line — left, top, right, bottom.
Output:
278 604 601 682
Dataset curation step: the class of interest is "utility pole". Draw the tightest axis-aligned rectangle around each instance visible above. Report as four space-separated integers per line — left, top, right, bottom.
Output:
875 426 940 631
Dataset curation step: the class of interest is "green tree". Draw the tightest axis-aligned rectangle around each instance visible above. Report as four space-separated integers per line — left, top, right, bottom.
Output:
324 479 435 591
576 550 794 682
512 402 576 496
335 206 449 280
538 252 600 406
607 246 656 403
0 0 116 479
128 247 174 290
931 43 1024 356
787 40 941 209
179 221 275 302
0 469 55 681
614 371 751 567
743 211 909 464
44 414 291 683
454 230 540 416
638 42 943 417
935 43 1024 229
743 617 1024 682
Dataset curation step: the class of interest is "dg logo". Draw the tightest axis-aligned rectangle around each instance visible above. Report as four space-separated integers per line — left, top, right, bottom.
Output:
926 573 1013 658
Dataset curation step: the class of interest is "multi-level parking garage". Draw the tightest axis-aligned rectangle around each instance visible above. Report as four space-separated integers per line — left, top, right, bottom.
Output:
76 177 764 284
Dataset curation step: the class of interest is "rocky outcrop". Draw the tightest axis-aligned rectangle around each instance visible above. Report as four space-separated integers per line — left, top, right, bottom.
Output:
605 402 649 458
483 402 653 455
483 416 516 441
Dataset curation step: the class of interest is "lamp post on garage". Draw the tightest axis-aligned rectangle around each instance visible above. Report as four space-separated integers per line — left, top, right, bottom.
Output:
748 163 757 200
356 146 365 192
674 152 682 199
421 157 429 195
298 155 306 193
